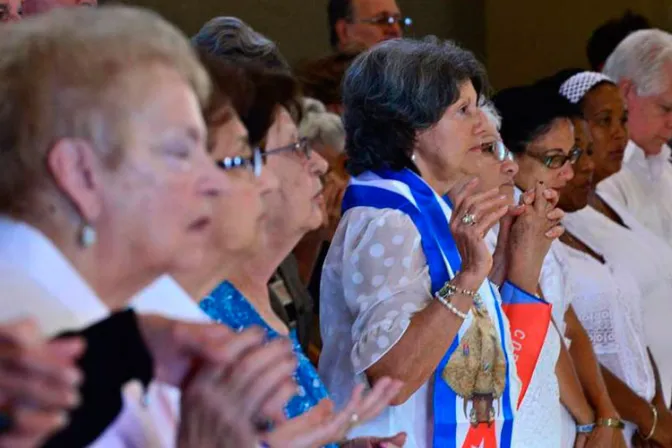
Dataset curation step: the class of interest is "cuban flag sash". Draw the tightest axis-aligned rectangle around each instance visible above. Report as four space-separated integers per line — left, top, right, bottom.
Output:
500 284 552 408
342 168 520 448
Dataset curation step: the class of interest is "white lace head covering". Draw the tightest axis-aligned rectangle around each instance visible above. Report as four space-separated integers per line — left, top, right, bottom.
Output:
559 71 614 104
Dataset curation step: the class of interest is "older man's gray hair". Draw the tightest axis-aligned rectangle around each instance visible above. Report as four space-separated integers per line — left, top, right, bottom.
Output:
299 98 346 152
603 29 672 96
192 16 291 73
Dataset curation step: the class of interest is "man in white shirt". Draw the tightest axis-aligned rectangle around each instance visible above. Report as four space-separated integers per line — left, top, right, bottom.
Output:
598 29 672 246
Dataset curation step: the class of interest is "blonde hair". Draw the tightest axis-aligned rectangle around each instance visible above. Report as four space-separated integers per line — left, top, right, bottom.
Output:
0 5 210 216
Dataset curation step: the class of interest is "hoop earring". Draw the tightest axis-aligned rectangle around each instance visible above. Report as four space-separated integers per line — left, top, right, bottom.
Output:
79 223 97 248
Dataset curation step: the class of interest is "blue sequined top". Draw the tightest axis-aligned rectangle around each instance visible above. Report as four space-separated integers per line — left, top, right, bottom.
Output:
200 281 331 421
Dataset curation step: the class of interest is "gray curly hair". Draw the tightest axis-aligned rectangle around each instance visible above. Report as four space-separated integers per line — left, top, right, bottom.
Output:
299 97 345 152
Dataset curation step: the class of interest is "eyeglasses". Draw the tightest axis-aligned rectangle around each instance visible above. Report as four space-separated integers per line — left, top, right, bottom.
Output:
481 141 514 162
216 147 264 177
357 14 412 29
265 137 312 159
525 146 583 169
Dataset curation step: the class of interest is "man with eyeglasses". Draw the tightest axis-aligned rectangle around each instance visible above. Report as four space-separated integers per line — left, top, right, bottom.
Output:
328 0 410 53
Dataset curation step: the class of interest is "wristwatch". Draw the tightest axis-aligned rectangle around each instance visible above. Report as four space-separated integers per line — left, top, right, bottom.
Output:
596 417 625 429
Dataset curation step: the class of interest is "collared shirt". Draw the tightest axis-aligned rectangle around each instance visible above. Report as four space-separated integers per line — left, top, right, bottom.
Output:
0 216 162 447
0 216 108 335
598 141 672 247
131 275 211 447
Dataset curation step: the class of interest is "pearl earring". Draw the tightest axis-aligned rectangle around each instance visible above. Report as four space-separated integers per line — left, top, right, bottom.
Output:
79 223 97 248
411 153 417 161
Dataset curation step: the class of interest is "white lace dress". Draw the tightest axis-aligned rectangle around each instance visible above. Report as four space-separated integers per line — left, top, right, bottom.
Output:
564 193 672 405
319 207 521 448
560 241 656 447
485 229 563 448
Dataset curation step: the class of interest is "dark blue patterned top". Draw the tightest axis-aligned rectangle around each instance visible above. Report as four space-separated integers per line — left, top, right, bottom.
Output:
200 281 331 422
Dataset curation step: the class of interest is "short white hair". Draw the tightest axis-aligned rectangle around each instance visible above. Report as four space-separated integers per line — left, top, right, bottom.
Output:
603 29 672 96
480 100 502 130
299 97 345 152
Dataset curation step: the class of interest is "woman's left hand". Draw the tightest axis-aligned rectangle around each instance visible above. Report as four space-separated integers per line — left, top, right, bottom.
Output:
262 379 403 447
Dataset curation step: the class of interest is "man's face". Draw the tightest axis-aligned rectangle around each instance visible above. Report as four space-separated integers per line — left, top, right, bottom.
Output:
622 60 672 156
337 0 404 51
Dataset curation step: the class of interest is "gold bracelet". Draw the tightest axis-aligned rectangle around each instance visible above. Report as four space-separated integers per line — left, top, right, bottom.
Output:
596 417 625 429
640 404 658 441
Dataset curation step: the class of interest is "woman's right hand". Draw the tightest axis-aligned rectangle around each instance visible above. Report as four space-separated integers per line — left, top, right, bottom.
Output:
506 181 564 292
0 319 84 448
448 177 511 289
177 335 298 448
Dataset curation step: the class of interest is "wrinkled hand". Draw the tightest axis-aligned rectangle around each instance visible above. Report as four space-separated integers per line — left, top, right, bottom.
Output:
506 182 564 291
489 202 526 286
0 319 84 448
447 178 511 288
263 378 403 448
177 335 298 448
585 427 628 448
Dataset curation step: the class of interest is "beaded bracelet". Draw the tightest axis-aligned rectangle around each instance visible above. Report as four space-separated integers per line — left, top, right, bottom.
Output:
576 423 595 434
434 281 478 319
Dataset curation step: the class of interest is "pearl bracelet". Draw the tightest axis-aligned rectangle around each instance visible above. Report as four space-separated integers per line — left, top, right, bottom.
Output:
434 281 477 319
435 292 469 319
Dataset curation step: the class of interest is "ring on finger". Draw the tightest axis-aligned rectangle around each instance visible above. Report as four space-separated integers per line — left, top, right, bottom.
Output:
461 213 477 226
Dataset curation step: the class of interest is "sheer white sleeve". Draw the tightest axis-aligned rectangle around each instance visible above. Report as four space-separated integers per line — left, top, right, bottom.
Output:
334 207 432 374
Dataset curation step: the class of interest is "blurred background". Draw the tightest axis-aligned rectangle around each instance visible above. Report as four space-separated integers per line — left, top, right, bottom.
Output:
122 0 671 90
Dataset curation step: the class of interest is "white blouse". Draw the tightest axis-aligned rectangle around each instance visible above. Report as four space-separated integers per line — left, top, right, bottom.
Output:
560 240 655 446
564 193 672 405
319 206 520 448
598 141 672 248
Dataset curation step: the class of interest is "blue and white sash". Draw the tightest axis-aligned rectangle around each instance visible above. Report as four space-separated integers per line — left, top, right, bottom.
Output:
342 168 518 448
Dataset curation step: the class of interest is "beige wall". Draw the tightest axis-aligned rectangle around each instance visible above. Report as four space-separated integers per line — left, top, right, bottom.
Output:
484 0 671 90
124 0 670 90
125 0 467 66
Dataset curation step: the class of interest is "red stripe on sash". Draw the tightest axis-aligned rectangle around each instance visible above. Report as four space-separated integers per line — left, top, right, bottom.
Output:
501 302 552 408
462 423 497 448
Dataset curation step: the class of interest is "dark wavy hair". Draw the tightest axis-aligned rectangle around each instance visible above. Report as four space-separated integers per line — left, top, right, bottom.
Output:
342 37 489 176
196 46 301 148
493 85 581 155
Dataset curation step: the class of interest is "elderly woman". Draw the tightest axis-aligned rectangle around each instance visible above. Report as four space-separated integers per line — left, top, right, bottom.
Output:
556 71 672 446
131 42 404 446
0 7 296 447
494 86 628 448
0 0 21 22
319 38 563 448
